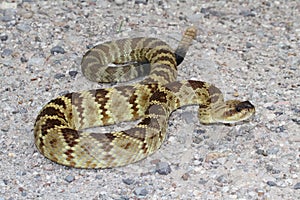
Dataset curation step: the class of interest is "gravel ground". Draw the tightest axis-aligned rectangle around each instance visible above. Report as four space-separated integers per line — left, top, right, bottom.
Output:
1 0 299 199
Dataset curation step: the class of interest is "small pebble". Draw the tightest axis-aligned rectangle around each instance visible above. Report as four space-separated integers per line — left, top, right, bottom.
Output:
134 187 148 196
266 105 276 110
122 178 135 185
16 23 31 32
216 175 228 184
181 173 190 181
266 146 279 155
266 165 281 174
155 162 171 175
0 180 7 187
267 181 277 187
69 70 78 78
119 196 130 200
16 171 26 176
65 175 75 183
20 56 28 63
294 182 300 190
115 0 125 5
198 178 208 185
187 14 202 23
86 44 94 49
240 10 256 17
28 57 44 66
54 73 66 79
233 91 239 97
216 46 225 54
0 2 17 9
51 46 66 55
0 34 8 41
95 175 103 179
135 0 148 4
195 129 206 134
256 149 268 156
2 15 13 22
246 42 255 48
1 49 13 57
192 135 203 144
292 118 300 125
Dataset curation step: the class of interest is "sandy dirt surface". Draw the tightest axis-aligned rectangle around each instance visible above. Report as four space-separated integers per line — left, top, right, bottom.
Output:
0 0 299 199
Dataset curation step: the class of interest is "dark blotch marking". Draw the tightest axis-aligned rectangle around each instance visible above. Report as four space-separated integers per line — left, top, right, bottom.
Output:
207 85 221 96
122 127 146 141
37 106 66 123
165 81 183 93
68 92 85 124
236 101 255 112
94 89 110 124
65 149 75 161
128 94 139 119
152 55 177 68
103 154 114 162
140 142 148 154
94 89 110 100
41 118 63 136
188 80 205 90
82 44 110 66
38 138 45 153
150 49 177 69
150 48 174 58
122 142 132 150
51 97 67 109
207 85 222 103
61 128 80 147
64 93 73 102
151 70 173 82
142 38 164 49
89 132 116 152
49 138 58 148
149 90 168 103
139 117 151 126
199 104 208 109
130 38 142 52
139 117 160 130
158 130 164 141
90 132 116 142
145 104 166 115
189 80 221 104
117 85 139 117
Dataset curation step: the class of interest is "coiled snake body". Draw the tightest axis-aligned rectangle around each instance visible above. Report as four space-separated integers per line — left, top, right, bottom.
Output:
34 27 255 168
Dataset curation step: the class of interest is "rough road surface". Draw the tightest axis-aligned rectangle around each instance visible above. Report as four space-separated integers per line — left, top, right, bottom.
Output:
0 0 299 199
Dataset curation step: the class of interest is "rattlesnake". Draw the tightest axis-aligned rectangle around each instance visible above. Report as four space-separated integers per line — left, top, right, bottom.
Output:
34 27 255 169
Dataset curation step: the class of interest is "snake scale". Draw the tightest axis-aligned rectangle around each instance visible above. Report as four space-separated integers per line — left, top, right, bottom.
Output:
34 27 255 169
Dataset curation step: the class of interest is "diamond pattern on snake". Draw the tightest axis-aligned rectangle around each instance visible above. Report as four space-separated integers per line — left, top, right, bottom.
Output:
34 27 255 168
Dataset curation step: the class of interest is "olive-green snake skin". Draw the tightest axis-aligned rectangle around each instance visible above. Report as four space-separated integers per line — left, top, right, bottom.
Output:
34 27 255 168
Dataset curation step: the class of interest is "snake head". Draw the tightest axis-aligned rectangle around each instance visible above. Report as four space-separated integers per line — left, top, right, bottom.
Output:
211 100 256 124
